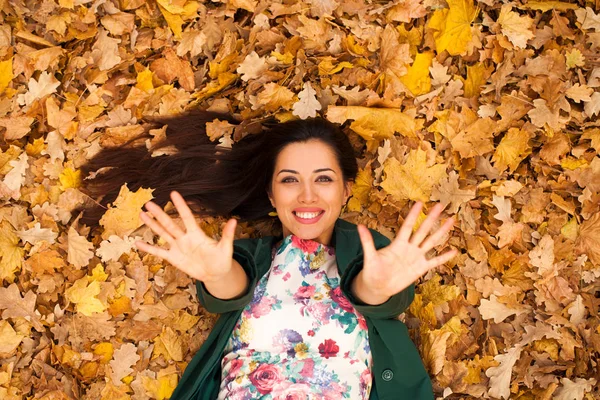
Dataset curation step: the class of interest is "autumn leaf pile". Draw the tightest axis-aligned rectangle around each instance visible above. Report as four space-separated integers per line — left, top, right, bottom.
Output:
0 0 599 398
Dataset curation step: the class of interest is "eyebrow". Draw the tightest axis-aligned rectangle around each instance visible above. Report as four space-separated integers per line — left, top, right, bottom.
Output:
276 168 336 176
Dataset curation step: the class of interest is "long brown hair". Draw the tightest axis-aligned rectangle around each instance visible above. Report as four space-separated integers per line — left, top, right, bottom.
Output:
77 111 359 229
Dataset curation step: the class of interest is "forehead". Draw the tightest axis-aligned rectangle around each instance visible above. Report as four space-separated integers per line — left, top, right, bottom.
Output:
274 140 339 170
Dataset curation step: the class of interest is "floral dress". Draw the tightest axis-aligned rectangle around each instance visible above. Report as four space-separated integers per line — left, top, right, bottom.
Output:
218 234 373 400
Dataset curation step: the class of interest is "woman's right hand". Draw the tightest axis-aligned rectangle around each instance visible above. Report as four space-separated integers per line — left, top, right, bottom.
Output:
134 190 237 283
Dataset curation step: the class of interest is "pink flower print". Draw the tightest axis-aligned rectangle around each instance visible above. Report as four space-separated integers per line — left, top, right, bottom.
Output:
283 271 291 281
307 301 332 322
251 296 276 318
291 235 320 253
294 285 315 300
330 286 354 313
248 364 283 395
318 339 339 359
323 382 347 399
271 382 313 400
299 358 315 377
360 368 373 386
228 358 243 378
358 314 368 331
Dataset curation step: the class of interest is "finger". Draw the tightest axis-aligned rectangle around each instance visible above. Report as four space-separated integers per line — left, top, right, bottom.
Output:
419 216 455 252
135 239 172 262
357 224 378 265
139 210 176 244
144 200 186 239
397 201 423 242
171 191 203 235
410 203 445 246
219 218 237 247
425 248 458 270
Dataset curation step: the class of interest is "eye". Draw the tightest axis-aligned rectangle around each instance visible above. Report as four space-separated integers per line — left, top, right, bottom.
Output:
281 177 297 183
317 176 332 182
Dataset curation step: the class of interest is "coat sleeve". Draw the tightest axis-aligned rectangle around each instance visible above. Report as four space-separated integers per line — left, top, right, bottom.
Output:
340 231 415 320
195 239 259 314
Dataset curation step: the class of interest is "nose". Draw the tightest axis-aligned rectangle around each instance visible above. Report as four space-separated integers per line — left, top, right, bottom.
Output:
298 182 318 203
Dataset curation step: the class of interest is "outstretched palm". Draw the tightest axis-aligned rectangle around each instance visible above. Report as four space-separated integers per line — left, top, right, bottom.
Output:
134 191 238 283
357 202 457 298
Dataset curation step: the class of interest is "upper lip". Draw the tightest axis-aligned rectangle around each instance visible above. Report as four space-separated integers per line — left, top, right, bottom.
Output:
293 208 324 213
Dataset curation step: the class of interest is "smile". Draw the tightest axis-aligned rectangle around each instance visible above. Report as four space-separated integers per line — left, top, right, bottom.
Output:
293 211 325 223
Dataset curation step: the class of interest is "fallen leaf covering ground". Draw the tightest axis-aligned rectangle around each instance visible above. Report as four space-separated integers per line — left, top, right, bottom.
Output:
1 0 600 399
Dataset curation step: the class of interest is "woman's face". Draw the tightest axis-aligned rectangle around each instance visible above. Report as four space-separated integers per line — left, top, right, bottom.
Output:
268 140 352 246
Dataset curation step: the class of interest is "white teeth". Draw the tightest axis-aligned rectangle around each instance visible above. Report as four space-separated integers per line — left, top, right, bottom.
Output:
295 211 322 219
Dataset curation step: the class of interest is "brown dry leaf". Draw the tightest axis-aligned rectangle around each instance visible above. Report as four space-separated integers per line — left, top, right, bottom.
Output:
150 48 195 92
326 106 423 140
380 147 447 203
430 171 476 214
2 1 600 398
99 184 154 240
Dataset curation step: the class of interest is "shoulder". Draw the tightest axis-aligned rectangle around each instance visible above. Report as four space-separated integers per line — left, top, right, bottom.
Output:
334 218 391 249
233 236 279 264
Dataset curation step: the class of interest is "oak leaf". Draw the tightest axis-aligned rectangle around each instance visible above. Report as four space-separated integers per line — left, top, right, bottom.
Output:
497 4 534 48
292 82 322 119
109 342 140 385
237 51 268 82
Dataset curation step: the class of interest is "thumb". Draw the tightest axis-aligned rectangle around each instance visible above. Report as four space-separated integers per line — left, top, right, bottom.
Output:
220 218 237 247
357 224 377 266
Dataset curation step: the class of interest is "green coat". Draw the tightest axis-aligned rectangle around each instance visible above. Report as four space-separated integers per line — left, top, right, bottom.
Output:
170 218 434 400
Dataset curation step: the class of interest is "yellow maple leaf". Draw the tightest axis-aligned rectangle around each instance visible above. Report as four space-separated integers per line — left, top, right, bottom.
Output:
428 0 479 56
419 273 462 306
318 57 354 76
0 221 23 283
89 264 108 282
492 128 532 173
461 62 489 98
193 72 238 102
141 373 178 400
153 327 184 362
0 57 13 94
347 166 372 212
157 1 199 39
519 1 579 11
136 68 154 92
94 342 114 364
255 83 296 112
326 106 423 140
59 167 81 190
99 184 154 240
65 277 106 316
400 51 434 96
380 148 447 203
0 320 25 355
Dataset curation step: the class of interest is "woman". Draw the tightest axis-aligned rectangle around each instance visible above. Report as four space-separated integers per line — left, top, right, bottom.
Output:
80 112 457 399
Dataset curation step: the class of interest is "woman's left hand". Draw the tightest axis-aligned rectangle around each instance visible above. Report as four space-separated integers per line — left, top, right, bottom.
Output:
357 201 458 299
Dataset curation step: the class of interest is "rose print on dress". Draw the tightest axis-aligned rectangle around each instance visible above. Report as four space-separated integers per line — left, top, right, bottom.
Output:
318 339 339 359
218 234 372 399
248 364 283 395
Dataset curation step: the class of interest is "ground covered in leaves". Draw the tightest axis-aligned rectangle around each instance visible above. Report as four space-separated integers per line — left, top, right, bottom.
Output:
1 0 600 399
